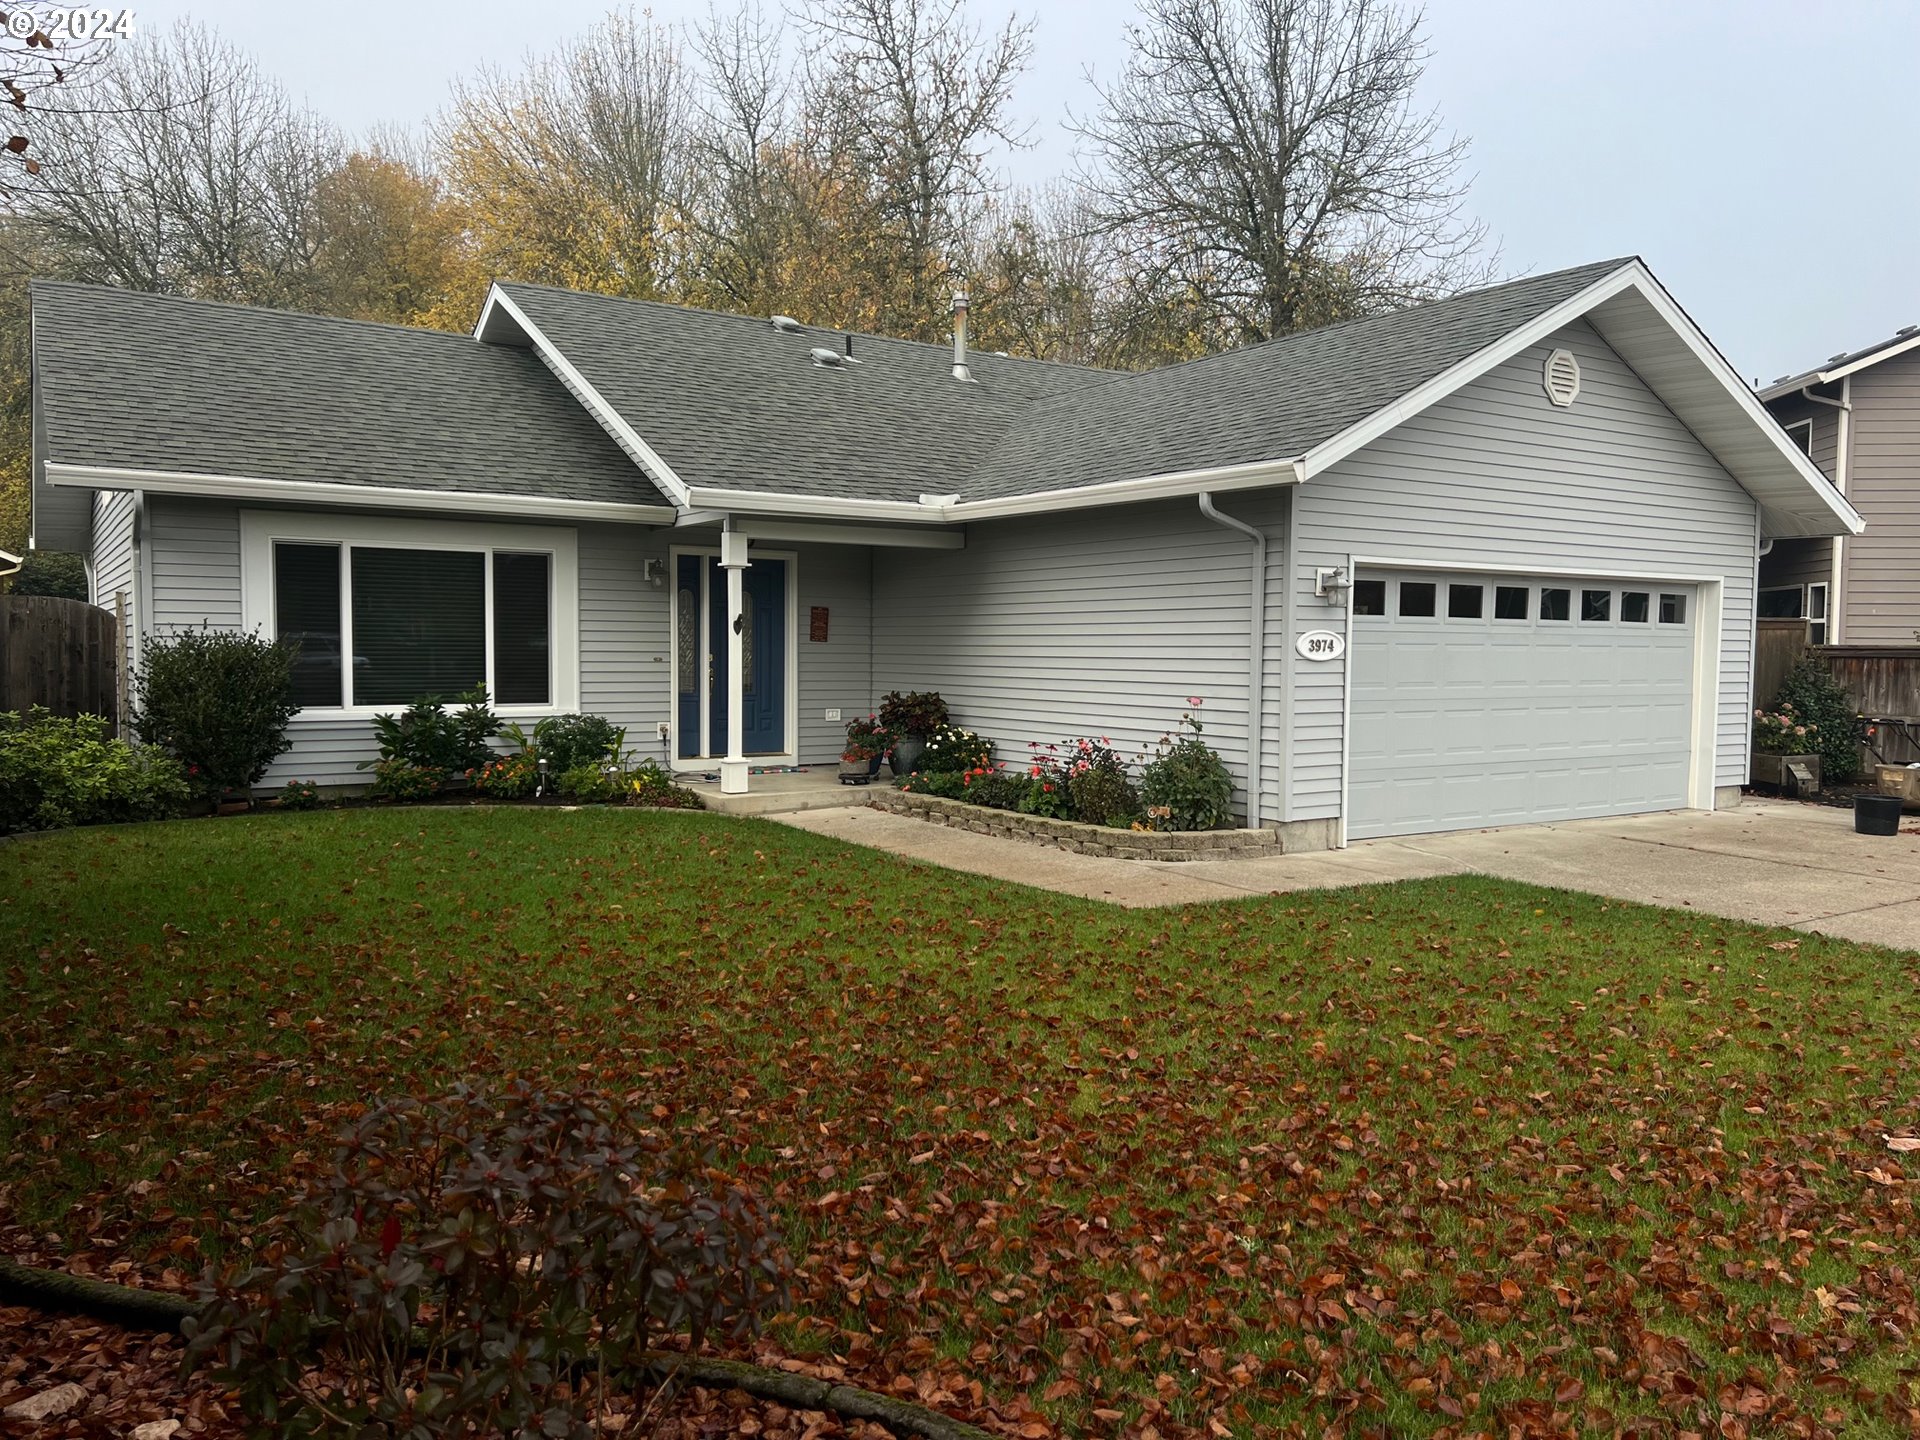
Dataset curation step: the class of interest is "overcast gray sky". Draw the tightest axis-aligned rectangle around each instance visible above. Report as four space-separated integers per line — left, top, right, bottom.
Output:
122 0 1917 382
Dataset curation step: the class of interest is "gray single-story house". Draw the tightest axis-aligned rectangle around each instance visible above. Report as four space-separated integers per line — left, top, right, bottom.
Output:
29 257 1859 847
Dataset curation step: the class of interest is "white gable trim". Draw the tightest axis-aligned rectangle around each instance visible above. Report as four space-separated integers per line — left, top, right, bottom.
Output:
476 286 694 509
1297 262 1862 540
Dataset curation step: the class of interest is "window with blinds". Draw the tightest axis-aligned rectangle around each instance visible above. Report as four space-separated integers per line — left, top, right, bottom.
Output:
271 541 553 708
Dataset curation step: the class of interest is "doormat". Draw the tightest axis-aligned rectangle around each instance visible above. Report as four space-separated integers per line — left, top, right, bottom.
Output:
694 765 810 781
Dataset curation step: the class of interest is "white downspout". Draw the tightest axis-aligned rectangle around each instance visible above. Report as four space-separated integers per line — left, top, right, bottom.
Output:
1800 380 1851 642
1197 492 1264 829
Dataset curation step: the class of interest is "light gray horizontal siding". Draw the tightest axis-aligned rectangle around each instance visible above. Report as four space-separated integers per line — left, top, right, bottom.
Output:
794 544 874 765
1288 319 1759 823
1834 349 1920 646
142 498 668 787
872 496 1282 821
147 497 242 630
89 490 136 678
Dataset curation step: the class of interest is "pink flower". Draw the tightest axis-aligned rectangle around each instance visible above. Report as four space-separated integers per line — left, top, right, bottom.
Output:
1187 696 1203 707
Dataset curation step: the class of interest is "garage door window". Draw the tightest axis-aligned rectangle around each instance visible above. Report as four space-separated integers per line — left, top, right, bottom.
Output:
1581 589 1612 622
1540 587 1571 621
1494 585 1529 620
1621 591 1650 623
1353 579 1386 615
1447 583 1484 619
1399 581 1437 617
1659 593 1687 624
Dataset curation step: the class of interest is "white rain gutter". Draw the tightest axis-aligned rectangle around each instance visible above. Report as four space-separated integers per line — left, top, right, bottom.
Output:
1799 378 1852 641
1197 492 1264 830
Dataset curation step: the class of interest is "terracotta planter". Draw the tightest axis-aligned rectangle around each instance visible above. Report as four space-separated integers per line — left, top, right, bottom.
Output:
839 754 883 785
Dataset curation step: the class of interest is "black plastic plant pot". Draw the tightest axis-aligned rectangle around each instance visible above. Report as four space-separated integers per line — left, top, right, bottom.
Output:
1855 793 1903 837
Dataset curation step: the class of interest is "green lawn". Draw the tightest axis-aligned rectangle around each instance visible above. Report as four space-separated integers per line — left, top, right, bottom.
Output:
4 806 1919 1438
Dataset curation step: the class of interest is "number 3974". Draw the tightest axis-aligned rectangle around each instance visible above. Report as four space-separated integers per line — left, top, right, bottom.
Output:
10 9 137 41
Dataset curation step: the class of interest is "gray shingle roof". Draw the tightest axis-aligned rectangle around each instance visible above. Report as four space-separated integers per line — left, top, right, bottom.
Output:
970 260 1631 498
502 262 1629 504
31 281 671 508
497 282 1111 504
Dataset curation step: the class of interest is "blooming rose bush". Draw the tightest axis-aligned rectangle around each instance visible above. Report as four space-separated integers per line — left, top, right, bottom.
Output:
1753 703 1818 755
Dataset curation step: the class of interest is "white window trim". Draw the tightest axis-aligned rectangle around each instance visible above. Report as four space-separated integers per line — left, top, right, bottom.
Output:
239 510 580 719
1782 418 1814 457
1808 581 1830 645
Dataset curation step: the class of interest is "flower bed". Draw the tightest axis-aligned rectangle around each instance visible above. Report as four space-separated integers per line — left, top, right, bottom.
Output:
871 787 1277 861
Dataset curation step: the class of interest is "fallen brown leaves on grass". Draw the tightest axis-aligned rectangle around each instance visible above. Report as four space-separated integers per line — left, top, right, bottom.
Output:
4 807 1920 1438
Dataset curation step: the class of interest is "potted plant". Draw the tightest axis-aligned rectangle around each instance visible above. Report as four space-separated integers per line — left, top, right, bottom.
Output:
840 715 893 784
1751 703 1821 794
877 691 949 774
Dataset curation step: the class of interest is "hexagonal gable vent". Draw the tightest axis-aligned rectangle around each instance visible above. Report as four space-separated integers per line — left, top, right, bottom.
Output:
1543 348 1581 406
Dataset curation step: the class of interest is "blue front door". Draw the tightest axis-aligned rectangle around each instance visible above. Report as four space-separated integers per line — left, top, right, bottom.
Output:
676 554 786 760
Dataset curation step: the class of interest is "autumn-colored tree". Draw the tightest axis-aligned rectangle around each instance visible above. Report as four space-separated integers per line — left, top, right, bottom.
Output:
309 149 464 327
435 7 691 317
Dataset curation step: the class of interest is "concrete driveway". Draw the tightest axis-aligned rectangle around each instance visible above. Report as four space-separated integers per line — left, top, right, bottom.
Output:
779 798 1920 948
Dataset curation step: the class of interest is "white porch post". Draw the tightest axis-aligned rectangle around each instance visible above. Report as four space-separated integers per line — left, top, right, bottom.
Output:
718 529 751 794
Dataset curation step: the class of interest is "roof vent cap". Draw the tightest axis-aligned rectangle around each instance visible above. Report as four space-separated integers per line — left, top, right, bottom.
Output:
771 315 804 333
1899 325 1918 338
1543 348 1580 407
810 345 860 368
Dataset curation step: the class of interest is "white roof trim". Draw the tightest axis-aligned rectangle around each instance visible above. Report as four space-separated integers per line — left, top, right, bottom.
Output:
44 463 676 525
681 456 1305 525
1299 260 1861 540
1758 330 1920 400
476 285 694 509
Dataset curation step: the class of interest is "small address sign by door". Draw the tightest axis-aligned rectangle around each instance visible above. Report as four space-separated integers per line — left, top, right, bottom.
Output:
1296 629 1345 661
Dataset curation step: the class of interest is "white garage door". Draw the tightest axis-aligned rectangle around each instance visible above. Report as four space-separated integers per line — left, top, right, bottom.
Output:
1348 570 1697 840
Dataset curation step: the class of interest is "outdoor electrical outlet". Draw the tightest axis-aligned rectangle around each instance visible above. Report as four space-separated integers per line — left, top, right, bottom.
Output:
655 722 670 740
825 708 842 722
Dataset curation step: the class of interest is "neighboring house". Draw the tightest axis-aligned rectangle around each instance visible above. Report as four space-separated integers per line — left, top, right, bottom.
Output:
28 258 1857 847
1759 325 1920 645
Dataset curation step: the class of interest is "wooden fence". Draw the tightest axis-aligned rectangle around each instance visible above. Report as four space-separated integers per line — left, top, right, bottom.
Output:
1754 618 1808 709
1753 623 1920 765
0 594 121 726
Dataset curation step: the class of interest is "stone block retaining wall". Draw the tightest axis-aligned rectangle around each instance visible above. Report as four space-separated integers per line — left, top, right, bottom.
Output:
870 789 1281 862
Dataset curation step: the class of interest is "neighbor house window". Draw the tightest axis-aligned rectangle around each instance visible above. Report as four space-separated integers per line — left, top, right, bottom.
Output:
1808 582 1829 645
253 517 570 712
1783 418 1813 456
1757 586 1805 619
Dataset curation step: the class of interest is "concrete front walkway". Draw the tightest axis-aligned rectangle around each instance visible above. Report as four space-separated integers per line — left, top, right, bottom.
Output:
777 799 1920 948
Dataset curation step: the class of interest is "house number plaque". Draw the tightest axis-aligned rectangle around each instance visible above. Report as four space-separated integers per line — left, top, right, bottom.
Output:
1296 630 1345 661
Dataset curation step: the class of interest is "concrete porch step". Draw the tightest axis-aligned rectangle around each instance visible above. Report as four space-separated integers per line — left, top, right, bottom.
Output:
680 768 876 817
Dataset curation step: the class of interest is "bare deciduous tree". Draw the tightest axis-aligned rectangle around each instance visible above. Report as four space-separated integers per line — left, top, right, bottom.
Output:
1076 0 1492 352
800 0 1033 338
2 22 337 306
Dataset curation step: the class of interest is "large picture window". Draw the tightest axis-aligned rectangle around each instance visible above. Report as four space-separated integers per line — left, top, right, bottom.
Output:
249 515 574 714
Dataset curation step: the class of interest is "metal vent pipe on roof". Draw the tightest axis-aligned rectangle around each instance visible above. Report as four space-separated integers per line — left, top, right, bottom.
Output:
951 290 974 383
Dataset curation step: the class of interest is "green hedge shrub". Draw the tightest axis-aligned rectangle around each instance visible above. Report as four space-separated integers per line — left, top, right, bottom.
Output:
0 709 191 833
369 686 499 775
134 627 298 795
1140 706 1235 831
1774 659 1862 783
